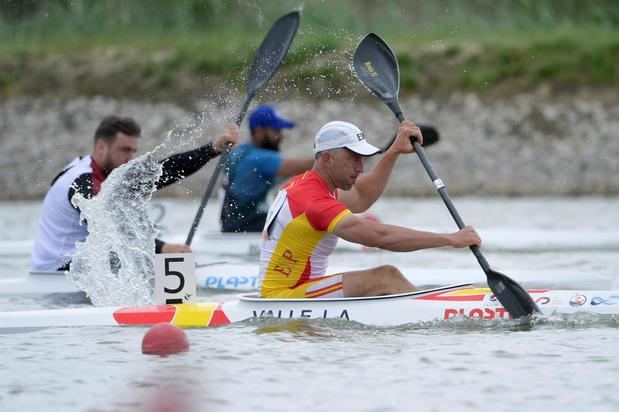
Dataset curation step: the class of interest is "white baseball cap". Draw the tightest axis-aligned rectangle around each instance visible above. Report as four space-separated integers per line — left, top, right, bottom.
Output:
313 121 381 156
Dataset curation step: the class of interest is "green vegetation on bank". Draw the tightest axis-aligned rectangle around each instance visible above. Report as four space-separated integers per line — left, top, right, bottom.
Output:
1 0 618 102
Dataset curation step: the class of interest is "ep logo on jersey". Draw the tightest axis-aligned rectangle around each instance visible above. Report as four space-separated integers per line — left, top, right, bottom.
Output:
154 253 196 304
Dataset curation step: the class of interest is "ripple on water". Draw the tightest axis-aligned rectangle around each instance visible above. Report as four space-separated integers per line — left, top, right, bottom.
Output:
0 197 618 411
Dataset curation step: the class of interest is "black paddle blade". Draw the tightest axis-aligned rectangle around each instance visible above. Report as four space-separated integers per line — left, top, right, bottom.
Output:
487 269 542 318
419 124 439 146
380 123 440 152
246 11 300 96
185 11 300 246
353 33 402 116
353 32 540 319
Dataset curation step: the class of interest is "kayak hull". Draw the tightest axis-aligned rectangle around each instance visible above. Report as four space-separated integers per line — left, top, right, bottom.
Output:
1 284 617 329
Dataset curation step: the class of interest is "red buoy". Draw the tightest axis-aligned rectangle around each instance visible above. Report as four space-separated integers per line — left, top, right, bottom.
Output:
141 323 189 356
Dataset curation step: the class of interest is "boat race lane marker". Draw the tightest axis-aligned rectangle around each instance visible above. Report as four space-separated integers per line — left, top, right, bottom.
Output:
155 253 196 305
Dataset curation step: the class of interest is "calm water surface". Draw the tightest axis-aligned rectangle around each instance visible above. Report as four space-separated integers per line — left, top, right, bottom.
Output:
0 197 618 412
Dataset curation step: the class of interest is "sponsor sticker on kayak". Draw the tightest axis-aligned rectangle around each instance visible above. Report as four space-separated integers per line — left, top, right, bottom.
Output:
569 294 587 307
444 307 512 320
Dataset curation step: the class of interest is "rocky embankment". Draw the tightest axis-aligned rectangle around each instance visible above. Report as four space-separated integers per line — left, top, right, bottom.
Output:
1 90 618 201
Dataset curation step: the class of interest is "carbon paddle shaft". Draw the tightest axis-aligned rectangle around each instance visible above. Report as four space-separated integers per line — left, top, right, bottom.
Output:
353 33 540 317
185 95 254 246
184 11 300 246
398 111 540 316
393 113 492 272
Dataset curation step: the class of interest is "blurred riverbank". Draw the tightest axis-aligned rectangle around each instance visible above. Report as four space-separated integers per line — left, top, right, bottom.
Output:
1 1 618 200
2 1 619 101
1 89 617 200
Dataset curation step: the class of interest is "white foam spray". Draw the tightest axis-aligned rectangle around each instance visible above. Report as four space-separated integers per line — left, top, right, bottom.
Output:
67 153 163 306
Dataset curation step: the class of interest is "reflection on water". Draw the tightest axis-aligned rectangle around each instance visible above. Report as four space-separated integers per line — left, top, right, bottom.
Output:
0 305 618 411
0 196 618 411
253 319 331 337
245 312 619 336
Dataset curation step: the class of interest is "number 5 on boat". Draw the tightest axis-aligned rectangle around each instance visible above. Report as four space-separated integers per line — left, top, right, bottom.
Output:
154 253 196 304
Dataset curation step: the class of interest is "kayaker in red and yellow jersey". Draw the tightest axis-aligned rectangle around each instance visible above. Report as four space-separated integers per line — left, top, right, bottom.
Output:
259 120 481 298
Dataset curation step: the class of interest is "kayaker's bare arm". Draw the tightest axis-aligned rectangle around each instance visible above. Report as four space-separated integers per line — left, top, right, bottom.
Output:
277 158 315 177
332 213 480 252
338 121 422 213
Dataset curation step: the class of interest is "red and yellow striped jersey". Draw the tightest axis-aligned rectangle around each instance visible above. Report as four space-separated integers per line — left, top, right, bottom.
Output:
259 171 351 298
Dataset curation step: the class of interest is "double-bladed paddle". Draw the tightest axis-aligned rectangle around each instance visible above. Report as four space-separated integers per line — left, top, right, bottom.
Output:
185 11 300 245
353 33 540 318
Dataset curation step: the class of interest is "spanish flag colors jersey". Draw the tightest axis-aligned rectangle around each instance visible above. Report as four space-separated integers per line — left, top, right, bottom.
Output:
259 171 351 298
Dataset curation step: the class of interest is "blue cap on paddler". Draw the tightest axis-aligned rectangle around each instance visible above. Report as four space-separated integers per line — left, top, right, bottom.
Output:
249 105 296 131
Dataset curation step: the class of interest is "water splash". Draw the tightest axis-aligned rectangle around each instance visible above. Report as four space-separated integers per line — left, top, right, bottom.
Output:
244 312 619 335
67 153 162 306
